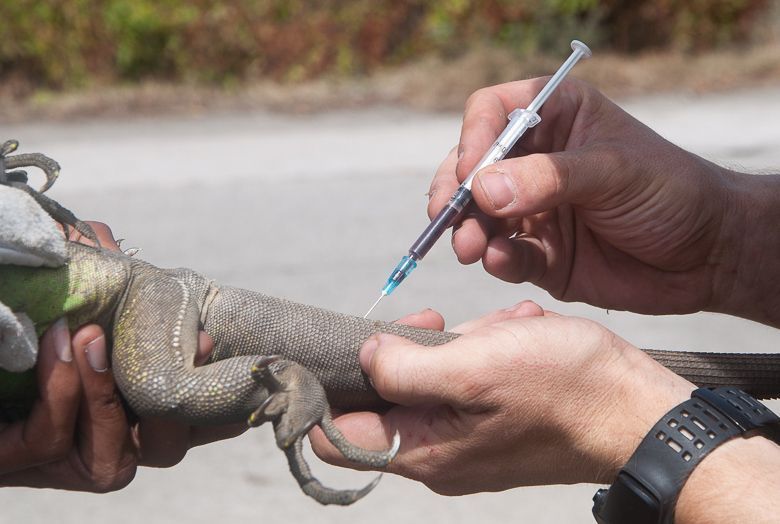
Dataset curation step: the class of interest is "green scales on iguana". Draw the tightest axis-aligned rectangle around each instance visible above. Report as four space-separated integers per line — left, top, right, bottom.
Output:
1 140 779 505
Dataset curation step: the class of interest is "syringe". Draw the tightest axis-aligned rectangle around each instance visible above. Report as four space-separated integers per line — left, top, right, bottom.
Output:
365 40 592 318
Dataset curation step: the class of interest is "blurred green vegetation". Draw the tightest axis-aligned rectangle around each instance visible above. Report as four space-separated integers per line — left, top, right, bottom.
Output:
0 0 770 91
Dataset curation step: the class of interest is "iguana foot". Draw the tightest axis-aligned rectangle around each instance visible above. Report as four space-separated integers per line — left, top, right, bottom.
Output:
0 139 60 193
0 139 99 246
249 355 399 505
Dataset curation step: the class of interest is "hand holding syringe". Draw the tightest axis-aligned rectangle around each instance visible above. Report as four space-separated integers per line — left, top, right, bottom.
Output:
366 40 592 317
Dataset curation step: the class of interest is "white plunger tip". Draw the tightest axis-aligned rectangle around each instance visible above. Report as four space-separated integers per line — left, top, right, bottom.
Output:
570 40 592 58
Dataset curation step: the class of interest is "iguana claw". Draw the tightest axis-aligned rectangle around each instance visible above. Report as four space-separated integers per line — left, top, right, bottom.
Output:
249 355 399 505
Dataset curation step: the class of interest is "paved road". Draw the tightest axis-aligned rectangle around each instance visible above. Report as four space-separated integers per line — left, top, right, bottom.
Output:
2 86 779 523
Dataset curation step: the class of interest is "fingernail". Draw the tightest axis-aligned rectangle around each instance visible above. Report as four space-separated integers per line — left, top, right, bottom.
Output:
458 146 465 161
359 336 379 372
478 170 516 210
52 318 72 362
85 335 108 372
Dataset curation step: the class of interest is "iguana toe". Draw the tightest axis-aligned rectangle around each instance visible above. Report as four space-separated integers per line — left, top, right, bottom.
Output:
247 389 289 428
0 139 19 157
250 355 284 389
286 438 382 506
320 412 400 468
36 158 60 193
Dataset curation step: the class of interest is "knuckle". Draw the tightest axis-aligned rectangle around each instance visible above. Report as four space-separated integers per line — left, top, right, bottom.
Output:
32 433 72 462
469 108 502 131
372 346 418 399
547 154 570 196
464 87 490 110
21 413 78 462
90 388 126 417
570 316 601 336
452 372 490 405
86 221 113 238
370 349 398 395
90 467 137 493
140 447 187 468
427 480 466 496
88 457 138 493
427 180 443 200
398 449 465 496
527 154 568 197
58 386 83 410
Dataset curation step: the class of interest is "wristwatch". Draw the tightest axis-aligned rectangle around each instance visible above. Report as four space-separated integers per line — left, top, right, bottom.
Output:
592 387 780 524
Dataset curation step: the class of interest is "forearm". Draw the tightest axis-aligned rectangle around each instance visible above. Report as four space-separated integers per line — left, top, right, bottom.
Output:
710 172 780 327
675 436 780 524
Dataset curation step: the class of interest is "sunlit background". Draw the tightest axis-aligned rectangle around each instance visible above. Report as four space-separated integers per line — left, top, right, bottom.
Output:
1 2 779 523
2 0 779 116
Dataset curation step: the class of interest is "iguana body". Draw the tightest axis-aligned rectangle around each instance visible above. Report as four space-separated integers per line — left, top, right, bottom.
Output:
2 140 780 505
1 241 455 418
0 240 456 504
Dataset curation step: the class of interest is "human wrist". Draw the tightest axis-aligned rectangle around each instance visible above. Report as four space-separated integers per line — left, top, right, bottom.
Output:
709 171 780 326
593 388 780 524
674 435 780 524
570 341 695 483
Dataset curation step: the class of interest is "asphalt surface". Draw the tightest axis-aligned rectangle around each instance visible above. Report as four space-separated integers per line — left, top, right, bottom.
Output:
1 86 779 523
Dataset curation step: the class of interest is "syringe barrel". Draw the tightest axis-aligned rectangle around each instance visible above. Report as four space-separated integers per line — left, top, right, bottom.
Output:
409 186 473 259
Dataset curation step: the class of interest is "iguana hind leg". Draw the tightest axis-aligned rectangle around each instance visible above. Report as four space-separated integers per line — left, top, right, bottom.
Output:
250 355 398 505
112 270 397 507
112 270 268 424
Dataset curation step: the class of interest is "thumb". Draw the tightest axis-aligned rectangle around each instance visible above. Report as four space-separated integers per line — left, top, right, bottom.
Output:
360 334 461 406
471 150 609 218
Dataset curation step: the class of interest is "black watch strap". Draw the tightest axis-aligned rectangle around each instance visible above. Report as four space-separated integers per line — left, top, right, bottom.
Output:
592 387 780 524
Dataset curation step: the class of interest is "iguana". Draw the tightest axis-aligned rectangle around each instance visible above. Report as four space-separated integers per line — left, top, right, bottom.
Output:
1 140 779 505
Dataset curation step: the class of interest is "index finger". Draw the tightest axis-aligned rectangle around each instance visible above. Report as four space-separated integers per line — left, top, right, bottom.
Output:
457 77 576 181
69 222 121 252
71 327 137 488
427 146 460 219
0 319 81 474
430 79 561 220
456 87 512 183
433 82 540 220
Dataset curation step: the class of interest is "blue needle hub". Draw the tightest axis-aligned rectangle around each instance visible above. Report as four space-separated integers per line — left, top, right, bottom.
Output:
382 255 417 296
